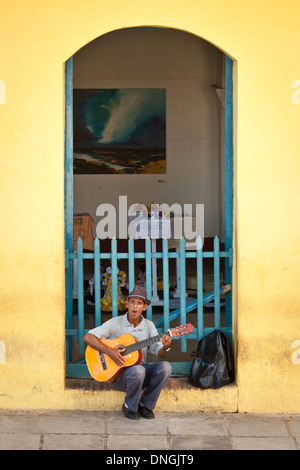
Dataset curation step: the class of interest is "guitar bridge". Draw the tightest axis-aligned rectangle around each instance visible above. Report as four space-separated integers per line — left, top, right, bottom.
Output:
99 352 107 370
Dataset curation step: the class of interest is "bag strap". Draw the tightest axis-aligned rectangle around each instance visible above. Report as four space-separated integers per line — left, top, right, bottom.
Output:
220 332 234 380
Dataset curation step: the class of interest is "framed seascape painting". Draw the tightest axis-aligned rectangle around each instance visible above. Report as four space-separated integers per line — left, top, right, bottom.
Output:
73 89 166 174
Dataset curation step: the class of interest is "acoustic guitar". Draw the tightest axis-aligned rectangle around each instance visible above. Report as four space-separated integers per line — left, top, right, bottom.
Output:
85 323 194 382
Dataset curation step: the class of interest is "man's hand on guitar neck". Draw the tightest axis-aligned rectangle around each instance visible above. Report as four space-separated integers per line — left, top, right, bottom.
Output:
158 334 172 358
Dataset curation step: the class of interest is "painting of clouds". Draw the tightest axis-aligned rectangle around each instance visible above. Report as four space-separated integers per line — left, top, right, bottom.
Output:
73 89 166 174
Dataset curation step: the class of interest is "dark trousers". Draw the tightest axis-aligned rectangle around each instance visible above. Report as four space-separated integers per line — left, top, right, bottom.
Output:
111 361 172 412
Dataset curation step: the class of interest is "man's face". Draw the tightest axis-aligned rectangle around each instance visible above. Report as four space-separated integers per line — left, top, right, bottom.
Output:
126 297 148 325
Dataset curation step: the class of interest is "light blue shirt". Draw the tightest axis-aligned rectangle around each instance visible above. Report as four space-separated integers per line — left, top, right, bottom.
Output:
88 313 163 362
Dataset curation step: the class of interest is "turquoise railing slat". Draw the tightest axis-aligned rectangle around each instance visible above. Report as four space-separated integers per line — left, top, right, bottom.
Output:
94 237 101 326
163 238 169 332
180 237 187 352
197 236 204 340
111 238 118 317
128 238 135 292
145 238 152 321
214 236 221 330
76 237 85 354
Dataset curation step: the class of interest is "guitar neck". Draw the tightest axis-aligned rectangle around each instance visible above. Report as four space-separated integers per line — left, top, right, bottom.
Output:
123 332 170 355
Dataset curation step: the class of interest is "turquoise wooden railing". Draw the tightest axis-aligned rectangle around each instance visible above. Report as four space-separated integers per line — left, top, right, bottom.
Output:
65 236 232 378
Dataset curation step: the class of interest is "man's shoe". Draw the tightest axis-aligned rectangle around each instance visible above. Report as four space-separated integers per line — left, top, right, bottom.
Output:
138 403 155 419
122 403 140 420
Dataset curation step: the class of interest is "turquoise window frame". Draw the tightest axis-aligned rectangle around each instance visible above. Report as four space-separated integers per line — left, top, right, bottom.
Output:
64 53 234 377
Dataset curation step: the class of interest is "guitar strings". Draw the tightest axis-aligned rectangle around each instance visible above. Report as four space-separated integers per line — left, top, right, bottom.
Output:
122 334 165 355
120 325 190 355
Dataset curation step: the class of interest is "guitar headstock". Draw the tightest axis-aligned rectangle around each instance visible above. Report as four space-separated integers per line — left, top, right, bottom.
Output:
169 323 194 337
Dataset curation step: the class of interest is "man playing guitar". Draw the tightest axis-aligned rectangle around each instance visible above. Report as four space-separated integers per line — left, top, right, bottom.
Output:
83 285 172 420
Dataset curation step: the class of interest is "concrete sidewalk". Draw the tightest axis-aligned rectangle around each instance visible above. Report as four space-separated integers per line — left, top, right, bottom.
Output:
0 409 299 450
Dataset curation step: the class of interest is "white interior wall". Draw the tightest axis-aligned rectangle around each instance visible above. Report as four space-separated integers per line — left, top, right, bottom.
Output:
73 28 224 239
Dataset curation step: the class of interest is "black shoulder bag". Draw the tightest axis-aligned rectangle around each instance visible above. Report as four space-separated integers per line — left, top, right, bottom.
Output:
188 330 234 389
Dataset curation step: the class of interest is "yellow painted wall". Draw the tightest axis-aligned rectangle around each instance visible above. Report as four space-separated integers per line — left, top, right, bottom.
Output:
0 0 300 412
